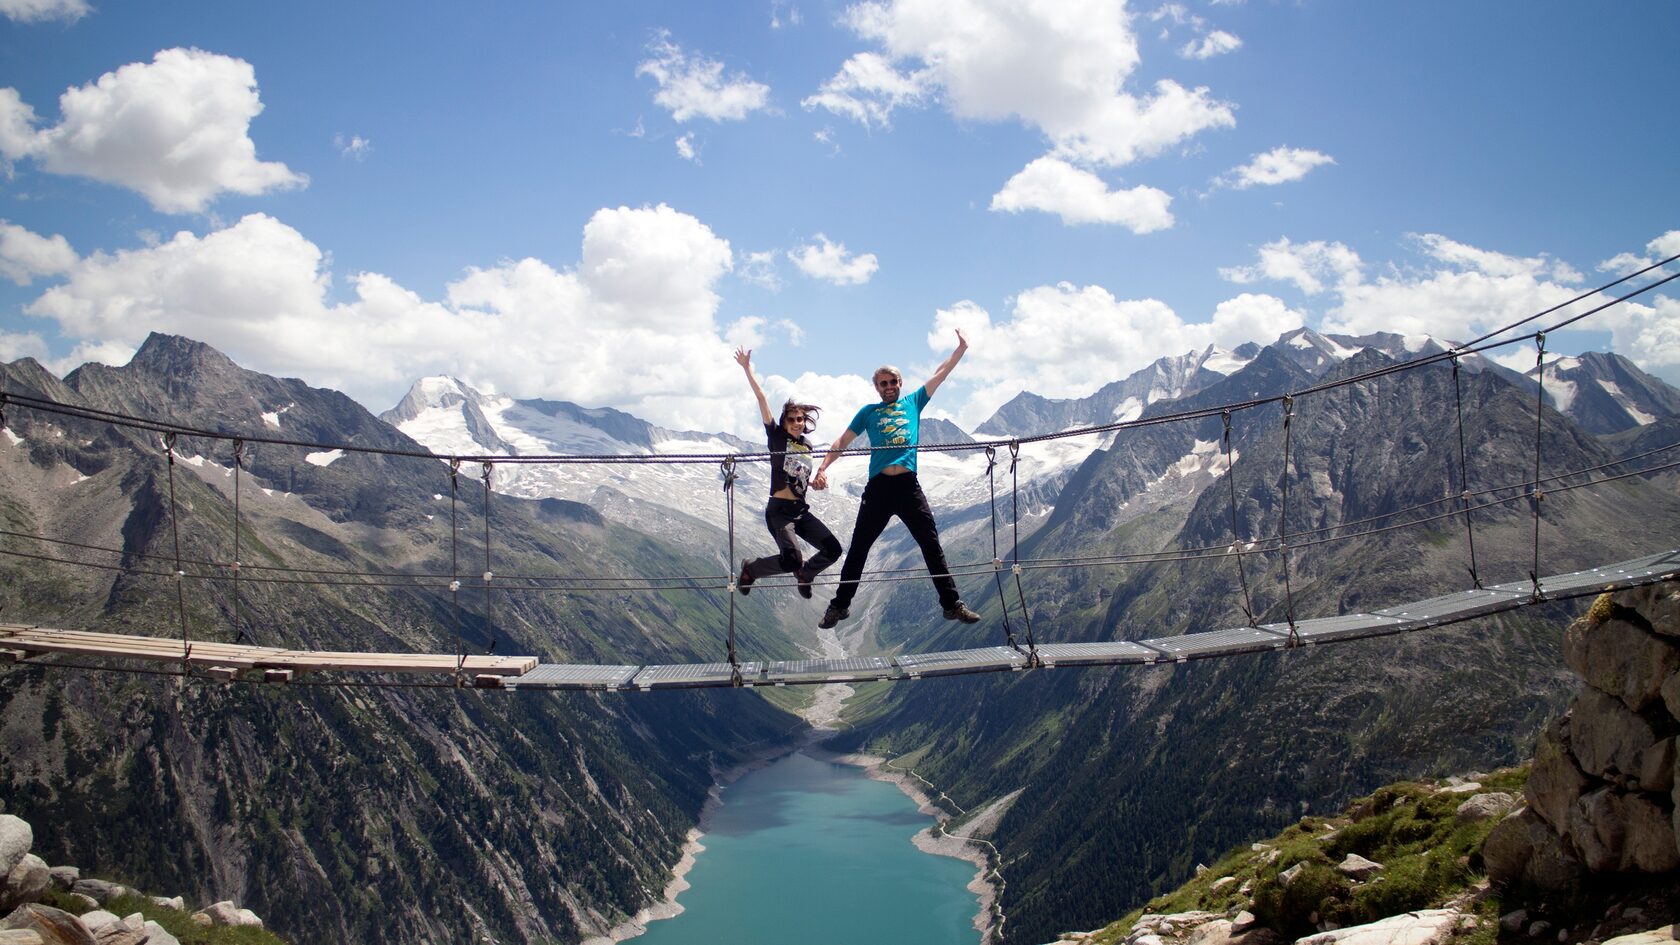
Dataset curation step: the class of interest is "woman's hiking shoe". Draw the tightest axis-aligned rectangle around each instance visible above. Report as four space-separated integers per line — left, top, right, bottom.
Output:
818 604 848 629
737 561 755 596
943 602 981 623
795 569 815 599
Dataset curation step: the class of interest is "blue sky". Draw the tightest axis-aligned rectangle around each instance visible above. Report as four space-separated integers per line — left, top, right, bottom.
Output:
0 0 1675 436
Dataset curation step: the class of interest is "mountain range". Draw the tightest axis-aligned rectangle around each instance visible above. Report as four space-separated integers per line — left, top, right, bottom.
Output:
3 327 1678 944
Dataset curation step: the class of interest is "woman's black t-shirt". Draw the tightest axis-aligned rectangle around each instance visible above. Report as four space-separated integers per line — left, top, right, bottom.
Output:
765 423 814 501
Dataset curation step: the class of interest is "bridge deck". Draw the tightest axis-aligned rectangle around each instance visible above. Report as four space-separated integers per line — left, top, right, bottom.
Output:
4 548 1677 690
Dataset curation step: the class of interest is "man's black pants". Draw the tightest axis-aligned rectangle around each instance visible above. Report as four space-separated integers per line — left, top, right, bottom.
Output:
832 472 958 610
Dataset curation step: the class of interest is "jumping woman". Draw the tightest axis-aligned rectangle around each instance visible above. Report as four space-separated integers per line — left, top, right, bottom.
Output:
734 347 844 599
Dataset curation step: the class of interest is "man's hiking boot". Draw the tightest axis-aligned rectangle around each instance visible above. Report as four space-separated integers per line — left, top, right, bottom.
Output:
818 604 848 629
737 560 755 596
795 569 815 600
943 601 981 623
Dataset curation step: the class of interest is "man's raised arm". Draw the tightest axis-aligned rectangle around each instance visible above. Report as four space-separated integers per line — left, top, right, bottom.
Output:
923 328 968 398
811 428 857 491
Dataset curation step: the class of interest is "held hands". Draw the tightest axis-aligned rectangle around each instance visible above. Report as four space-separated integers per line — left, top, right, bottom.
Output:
812 470 829 491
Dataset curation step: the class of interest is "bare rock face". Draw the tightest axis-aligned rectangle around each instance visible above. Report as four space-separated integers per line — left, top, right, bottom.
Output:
1571 689 1670 785
1490 584 1680 894
1293 908 1460 945
1565 788 1680 873
1565 604 1680 712
1527 716 1589 831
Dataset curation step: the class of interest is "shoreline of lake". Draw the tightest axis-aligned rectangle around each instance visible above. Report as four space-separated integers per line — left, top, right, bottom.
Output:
584 670 1000 945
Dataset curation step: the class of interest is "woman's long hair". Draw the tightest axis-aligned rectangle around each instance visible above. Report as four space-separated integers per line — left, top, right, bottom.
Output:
779 399 821 435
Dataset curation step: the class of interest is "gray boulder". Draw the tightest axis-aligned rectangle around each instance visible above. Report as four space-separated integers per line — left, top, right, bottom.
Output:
1336 853 1384 880
1664 670 1680 721
66 883 122 907
1641 737 1676 793
42 871 74 895
194 901 261 928
1603 925 1680 945
1455 792 1518 824
0 857 50 913
0 820 29 878
0 904 97 945
1483 809 1584 893
0 928 45 943
143 922 178 945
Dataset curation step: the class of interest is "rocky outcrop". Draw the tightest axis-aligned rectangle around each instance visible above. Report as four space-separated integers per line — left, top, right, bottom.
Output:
0 814 261 944
1484 583 1680 892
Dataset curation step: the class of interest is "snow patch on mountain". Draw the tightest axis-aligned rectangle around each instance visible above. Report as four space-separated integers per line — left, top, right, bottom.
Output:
1599 380 1656 425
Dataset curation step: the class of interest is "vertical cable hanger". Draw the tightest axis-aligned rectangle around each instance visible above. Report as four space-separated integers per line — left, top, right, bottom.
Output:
984 446 1021 652
1007 440 1040 667
1528 333 1548 600
1220 410 1258 627
1276 397 1300 645
1448 355 1482 589
449 458 465 677
481 460 497 655
163 433 192 686
230 439 249 644
720 456 742 685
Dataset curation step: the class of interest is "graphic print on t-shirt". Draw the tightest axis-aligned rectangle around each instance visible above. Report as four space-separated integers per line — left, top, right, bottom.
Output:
783 441 812 493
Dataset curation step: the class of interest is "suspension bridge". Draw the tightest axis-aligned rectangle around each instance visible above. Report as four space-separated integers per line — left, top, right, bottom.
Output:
2 256 1678 692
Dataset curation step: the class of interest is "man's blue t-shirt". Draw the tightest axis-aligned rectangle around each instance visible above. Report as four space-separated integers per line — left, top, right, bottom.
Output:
848 385 929 478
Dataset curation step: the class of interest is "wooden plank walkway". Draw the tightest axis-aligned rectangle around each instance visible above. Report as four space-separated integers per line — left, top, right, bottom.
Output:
3 548 1676 690
0 625 536 677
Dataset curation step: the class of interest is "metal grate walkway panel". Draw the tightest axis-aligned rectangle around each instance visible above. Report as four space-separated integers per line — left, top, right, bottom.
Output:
1034 641 1159 667
1262 613 1408 644
1488 549 1680 600
763 656 893 685
509 664 640 691
1139 626 1290 661
1373 588 1526 628
894 646 1028 677
631 662 761 690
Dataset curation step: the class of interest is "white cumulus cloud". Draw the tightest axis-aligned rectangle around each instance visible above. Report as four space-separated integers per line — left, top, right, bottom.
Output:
808 0 1234 168
990 156 1173 231
1181 30 1241 59
0 0 89 23
637 33 772 123
1597 229 1680 276
21 205 804 434
788 234 878 285
926 284 1302 427
0 220 77 285
0 48 306 214
1220 237 1364 295
1216 146 1335 190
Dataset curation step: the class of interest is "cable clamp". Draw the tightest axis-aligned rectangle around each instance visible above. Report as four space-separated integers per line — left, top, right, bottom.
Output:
230 560 241 572
174 570 185 582
992 557 1004 570
1011 563 1021 576
233 438 245 467
719 456 739 489
1228 542 1242 555
1461 490 1473 503
449 580 461 593
1532 488 1545 502
482 571 494 583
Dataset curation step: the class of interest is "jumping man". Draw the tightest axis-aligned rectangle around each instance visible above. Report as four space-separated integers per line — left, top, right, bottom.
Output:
810 329 980 629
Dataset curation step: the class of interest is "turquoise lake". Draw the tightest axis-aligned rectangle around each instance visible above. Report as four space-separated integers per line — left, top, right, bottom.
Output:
632 750 980 945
